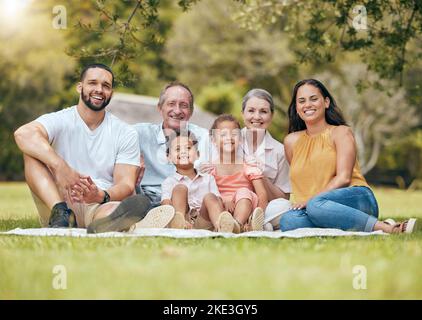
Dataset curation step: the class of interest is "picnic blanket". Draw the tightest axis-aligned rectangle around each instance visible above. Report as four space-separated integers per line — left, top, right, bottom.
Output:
1 227 386 238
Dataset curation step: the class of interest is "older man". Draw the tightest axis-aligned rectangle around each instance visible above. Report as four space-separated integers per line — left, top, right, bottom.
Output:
14 63 153 232
134 82 210 208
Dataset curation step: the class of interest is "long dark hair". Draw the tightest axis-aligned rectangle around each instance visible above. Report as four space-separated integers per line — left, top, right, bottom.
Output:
287 79 347 133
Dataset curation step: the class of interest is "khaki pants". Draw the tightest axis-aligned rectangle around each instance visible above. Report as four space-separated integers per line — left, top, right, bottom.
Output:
31 192 101 228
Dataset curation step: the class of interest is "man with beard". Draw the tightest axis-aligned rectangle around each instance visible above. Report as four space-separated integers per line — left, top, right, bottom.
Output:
14 64 154 231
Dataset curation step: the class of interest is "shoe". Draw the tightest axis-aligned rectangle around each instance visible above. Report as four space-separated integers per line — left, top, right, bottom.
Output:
249 207 264 231
135 205 175 229
168 211 186 229
87 194 151 234
216 211 235 233
402 218 418 234
384 218 396 226
232 218 241 234
49 205 76 228
263 222 274 231
391 218 419 234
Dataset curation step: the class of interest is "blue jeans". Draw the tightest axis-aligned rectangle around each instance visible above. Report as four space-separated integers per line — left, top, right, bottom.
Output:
280 186 379 232
135 185 162 208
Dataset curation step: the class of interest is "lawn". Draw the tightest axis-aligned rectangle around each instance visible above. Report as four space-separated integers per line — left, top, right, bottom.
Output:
0 182 421 299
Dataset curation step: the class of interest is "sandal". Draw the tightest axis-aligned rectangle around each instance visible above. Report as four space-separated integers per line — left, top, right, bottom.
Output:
391 218 418 234
384 218 396 226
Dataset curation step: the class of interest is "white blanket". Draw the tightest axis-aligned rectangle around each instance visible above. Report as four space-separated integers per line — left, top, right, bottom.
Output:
0 227 386 238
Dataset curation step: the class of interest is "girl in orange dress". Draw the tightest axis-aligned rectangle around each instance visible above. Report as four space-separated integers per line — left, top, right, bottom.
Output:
207 114 268 233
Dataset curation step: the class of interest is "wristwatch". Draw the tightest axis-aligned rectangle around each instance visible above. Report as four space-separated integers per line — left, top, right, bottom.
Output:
101 190 110 204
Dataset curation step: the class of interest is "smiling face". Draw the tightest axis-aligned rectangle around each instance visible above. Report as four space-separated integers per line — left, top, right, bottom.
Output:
295 84 330 124
242 96 273 130
77 67 113 112
159 86 193 130
168 136 198 168
213 120 241 155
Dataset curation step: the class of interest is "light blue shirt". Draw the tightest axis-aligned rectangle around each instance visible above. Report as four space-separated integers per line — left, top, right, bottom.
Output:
133 122 210 206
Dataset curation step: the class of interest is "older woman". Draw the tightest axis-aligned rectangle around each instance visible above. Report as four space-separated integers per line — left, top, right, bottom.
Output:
240 89 291 231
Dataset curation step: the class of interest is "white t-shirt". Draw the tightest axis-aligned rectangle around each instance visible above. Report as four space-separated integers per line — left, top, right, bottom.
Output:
36 106 140 190
161 171 220 210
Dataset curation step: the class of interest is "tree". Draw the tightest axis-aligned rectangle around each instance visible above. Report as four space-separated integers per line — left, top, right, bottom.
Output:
316 64 419 174
235 0 422 87
165 0 298 138
0 9 74 180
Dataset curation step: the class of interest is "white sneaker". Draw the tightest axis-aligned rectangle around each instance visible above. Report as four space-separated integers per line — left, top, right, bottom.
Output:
250 207 264 231
135 205 175 229
216 211 235 233
263 222 274 231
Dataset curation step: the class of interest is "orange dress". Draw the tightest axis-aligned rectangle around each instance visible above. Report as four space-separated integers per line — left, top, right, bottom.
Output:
210 163 263 208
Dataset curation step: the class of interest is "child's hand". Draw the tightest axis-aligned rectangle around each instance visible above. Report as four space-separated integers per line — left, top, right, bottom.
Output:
199 162 215 174
245 164 263 180
224 200 235 213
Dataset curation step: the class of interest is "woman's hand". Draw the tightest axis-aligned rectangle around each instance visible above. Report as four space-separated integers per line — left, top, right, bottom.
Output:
291 201 307 210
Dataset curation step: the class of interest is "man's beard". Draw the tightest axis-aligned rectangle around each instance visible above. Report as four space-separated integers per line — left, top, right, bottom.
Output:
81 88 111 112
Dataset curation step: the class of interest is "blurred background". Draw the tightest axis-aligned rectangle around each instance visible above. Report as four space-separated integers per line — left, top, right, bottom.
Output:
0 0 421 189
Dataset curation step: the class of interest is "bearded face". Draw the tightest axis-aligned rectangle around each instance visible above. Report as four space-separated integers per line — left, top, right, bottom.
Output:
81 87 112 112
78 67 113 112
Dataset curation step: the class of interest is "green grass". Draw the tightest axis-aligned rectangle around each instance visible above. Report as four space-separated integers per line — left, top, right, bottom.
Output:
0 182 421 299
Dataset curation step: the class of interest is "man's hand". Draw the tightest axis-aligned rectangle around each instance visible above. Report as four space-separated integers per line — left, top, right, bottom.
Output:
52 160 88 204
70 177 103 204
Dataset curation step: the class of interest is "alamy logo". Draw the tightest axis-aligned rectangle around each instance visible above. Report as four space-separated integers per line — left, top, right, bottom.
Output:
52 265 67 290
52 5 67 29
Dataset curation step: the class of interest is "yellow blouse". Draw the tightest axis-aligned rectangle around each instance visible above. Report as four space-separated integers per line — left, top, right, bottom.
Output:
290 126 369 203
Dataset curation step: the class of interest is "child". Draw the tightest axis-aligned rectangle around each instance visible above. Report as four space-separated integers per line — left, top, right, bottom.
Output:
207 114 268 232
161 130 236 232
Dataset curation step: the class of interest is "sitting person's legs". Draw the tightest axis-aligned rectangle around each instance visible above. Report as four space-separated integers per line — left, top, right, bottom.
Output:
25 154 75 228
279 209 316 231
280 186 379 232
306 186 379 232
168 184 189 229
87 194 152 233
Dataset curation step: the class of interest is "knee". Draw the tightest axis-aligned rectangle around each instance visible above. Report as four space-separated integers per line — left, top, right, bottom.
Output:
266 198 291 215
172 184 188 195
306 197 325 219
203 193 218 203
306 196 325 211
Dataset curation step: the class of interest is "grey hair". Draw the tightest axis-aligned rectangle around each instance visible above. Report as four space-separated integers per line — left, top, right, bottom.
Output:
157 81 194 111
241 88 274 113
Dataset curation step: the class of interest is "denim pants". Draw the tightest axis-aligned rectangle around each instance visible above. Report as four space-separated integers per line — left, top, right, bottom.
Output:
280 186 379 232
136 185 162 208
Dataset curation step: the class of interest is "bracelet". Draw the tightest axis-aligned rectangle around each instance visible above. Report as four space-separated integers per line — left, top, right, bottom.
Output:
100 190 110 204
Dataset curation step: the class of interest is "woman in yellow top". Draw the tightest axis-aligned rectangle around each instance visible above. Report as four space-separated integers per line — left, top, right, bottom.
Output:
280 79 418 234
